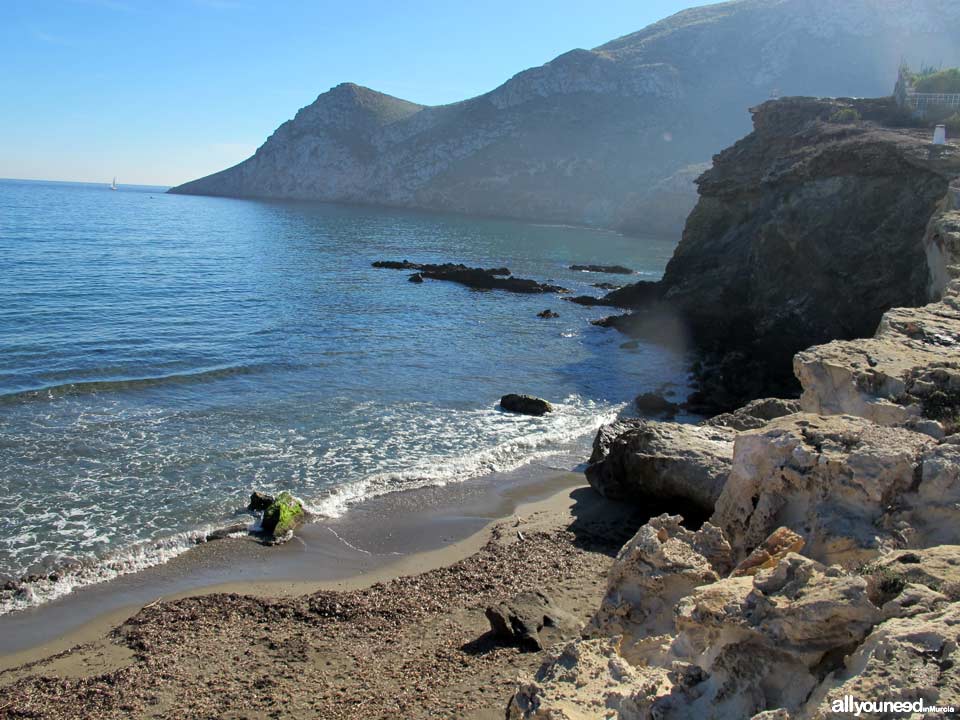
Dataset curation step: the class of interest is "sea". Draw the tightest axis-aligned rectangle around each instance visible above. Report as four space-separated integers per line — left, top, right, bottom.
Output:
0 178 685 613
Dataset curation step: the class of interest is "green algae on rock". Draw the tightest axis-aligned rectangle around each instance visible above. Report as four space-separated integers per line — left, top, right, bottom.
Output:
260 492 304 540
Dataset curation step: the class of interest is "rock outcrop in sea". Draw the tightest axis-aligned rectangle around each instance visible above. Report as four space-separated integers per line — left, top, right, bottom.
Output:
168 0 960 235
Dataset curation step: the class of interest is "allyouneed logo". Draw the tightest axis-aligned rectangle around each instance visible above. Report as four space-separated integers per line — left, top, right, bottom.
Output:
831 695 956 716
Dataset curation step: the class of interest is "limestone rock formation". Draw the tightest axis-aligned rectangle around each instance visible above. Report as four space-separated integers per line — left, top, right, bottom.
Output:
511 553 902 719
795 278 960 434
711 413 936 567
590 515 731 662
586 420 735 513
809 604 960 718
169 1 960 235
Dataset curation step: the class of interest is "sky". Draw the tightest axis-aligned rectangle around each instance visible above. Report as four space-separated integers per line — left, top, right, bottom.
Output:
0 0 722 186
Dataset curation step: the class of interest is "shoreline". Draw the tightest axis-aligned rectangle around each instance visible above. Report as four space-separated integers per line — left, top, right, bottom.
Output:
0 457 592 669
0 474 650 719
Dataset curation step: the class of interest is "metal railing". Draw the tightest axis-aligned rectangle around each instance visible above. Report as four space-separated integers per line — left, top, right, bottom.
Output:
905 92 960 113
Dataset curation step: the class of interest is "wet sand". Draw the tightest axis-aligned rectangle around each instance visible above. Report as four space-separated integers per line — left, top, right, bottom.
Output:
0 471 651 720
0 460 588 666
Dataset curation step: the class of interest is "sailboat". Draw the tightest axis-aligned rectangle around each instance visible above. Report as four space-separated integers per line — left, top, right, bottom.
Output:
110 177 118 191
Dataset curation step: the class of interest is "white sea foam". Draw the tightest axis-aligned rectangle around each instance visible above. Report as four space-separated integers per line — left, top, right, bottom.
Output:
0 394 621 615
308 394 621 518
0 523 250 615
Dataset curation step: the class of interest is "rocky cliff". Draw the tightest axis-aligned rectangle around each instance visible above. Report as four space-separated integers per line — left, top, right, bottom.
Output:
169 0 960 234
508 281 960 720
597 96 960 410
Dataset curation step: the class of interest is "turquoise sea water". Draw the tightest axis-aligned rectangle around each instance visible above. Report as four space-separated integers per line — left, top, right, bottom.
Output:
0 178 683 611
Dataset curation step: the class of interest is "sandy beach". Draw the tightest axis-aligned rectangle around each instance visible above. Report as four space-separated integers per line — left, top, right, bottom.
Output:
0 467 651 719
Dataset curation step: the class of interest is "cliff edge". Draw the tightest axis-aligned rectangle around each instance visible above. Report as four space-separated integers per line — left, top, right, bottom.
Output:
600 96 960 411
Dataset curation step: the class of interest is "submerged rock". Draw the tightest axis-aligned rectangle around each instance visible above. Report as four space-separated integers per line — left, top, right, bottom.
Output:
374 260 565 294
260 491 305 541
569 264 635 275
500 394 553 416
203 523 250 543
536 309 559 319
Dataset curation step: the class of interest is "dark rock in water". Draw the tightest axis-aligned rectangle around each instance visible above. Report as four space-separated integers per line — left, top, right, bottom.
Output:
408 272 424 283
701 397 800 431
203 523 250 543
260 491 305 542
566 281 663 309
421 267 564 294
634 392 679 418
620 340 641 350
373 260 511 276
587 419 735 514
500 394 553 416
537 309 559 319
248 491 275 512
374 260 563 294
570 264 634 275
484 591 575 652
592 282 623 290
564 295 607 307
372 259 420 270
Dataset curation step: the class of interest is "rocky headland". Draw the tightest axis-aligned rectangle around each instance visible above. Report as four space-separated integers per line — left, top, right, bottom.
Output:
167 0 960 235
589 95 960 413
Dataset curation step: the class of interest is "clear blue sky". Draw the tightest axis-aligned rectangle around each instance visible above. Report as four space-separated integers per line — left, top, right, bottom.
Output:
1 0 718 186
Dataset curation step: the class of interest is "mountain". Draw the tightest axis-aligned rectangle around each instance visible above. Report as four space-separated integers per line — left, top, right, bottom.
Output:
169 0 960 235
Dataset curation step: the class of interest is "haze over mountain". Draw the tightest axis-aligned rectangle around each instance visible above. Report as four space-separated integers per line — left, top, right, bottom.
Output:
170 0 960 234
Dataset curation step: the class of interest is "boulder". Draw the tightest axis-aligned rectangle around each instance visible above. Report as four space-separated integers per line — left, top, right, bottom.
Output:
536 309 559 319
634 392 679 418
711 413 936 567
500 394 553 416
408 272 424 283
587 419 735 513
484 590 576 652
701 397 800 431
248 491 275 512
260 491 305 541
